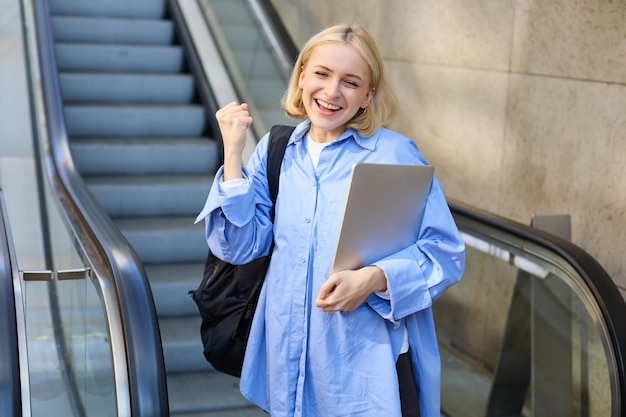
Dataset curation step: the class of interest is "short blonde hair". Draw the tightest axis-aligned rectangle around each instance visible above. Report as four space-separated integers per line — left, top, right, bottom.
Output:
282 24 398 137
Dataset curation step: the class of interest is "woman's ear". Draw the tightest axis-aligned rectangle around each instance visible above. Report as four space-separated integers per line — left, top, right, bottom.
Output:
298 66 305 89
362 87 376 109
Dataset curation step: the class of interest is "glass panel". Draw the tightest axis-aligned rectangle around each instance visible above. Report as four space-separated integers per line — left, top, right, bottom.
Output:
20 176 116 417
434 232 614 417
57 276 115 417
197 0 295 138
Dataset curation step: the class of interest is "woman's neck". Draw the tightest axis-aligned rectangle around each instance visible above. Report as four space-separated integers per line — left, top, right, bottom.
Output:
308 126 344 143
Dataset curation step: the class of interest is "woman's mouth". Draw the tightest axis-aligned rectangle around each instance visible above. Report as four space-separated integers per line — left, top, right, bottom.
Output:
316 99 341 111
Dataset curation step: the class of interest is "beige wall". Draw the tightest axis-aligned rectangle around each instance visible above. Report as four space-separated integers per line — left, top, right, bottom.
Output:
272 0 626 300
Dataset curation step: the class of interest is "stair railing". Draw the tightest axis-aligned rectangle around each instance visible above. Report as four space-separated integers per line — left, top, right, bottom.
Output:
30 0 169 415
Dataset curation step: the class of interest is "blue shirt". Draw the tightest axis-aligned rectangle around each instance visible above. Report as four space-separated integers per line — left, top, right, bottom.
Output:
196 120 465 417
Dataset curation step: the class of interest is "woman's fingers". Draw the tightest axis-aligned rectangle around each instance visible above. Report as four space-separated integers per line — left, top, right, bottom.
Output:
216 102 253 130
216 102 253 180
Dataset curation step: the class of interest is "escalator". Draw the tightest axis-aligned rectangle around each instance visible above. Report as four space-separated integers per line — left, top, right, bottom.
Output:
9 0 625 416
32 0 290 414
439 202 626 417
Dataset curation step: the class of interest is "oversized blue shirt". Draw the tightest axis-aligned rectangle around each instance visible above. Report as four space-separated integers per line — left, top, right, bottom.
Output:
196 120 465 417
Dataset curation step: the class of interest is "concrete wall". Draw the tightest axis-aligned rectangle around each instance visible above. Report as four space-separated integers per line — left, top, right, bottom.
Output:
272 0 626 300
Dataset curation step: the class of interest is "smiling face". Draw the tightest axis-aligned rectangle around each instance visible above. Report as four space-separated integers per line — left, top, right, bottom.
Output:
298 42 375 143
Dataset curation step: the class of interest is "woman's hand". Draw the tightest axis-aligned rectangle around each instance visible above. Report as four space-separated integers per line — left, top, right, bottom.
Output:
315 266 388 312
215 102 253 180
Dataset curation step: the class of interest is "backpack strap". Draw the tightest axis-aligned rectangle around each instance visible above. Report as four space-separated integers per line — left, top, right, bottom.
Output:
266 125 295 218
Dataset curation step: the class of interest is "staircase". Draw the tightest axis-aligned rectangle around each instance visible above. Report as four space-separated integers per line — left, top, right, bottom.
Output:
47 0 267 414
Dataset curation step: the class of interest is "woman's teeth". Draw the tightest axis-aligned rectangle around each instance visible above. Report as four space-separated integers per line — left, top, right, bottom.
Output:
317 100 340 111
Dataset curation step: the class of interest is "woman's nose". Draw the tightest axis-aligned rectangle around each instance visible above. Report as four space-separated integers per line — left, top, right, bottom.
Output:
324 79 341 97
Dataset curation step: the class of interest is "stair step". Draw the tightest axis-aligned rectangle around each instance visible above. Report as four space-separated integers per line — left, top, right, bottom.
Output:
49 0 166 19
145 263 205 317
159 316 212 373
64 104 206 137
71 137 219 175
114 217 207 264
173 408 269 417
166 371 262 415
51 16 174 45
60 73 195 104
55 43 184 73
85 175 213 217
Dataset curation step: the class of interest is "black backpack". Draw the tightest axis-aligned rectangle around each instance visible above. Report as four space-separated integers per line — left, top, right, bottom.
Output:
190 124 294 377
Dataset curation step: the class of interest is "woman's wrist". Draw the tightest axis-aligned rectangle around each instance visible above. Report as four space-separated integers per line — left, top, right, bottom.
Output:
223 153 244 181
367 266 388 293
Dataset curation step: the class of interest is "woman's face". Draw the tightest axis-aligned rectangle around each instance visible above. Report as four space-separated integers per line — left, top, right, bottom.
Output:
298 42 374 143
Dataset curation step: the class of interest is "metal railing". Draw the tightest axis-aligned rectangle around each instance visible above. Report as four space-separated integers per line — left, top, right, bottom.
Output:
29 0 168 415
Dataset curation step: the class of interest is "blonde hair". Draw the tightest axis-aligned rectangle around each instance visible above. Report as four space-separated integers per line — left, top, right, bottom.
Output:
282 24 398 137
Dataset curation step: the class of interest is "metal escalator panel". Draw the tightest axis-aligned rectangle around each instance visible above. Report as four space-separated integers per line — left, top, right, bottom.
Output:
0 190 25 417
435 201 625 417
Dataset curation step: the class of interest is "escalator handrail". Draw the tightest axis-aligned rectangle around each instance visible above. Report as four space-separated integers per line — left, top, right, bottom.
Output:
0 191 22 417
31 1 168 415
449 198 626 405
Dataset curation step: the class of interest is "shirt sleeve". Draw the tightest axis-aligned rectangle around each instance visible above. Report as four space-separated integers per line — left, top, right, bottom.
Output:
220 177 248 191
194 135 275 264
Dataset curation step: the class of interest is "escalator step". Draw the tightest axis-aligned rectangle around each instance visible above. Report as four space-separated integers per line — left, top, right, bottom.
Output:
60 73 195 104
166 371 265 415
146 262 205 317
64 104 205 137
84 175 213 217
71 137 218 175
55 43 184 73
114 216 207 264
49 0 166 20
51 16 174 45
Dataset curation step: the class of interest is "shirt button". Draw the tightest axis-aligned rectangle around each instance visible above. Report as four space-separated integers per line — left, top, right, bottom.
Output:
304 217 311 223
299 257 306 263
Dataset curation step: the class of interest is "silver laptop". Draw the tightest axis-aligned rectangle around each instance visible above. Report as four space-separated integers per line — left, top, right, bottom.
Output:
330 163 434 273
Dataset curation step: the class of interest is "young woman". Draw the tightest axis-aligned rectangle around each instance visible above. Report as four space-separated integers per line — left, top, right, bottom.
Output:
196 23 465 417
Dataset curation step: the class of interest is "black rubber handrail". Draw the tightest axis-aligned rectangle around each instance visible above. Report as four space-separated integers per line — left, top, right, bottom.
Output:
32 1 168 415
448 198 626 410
0 191 21 417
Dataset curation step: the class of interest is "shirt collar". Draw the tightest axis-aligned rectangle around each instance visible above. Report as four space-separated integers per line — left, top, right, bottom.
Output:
290 120 378 151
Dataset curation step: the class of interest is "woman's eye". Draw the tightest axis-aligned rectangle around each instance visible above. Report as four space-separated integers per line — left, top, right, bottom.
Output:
345 80 358 87
315 71 328 77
